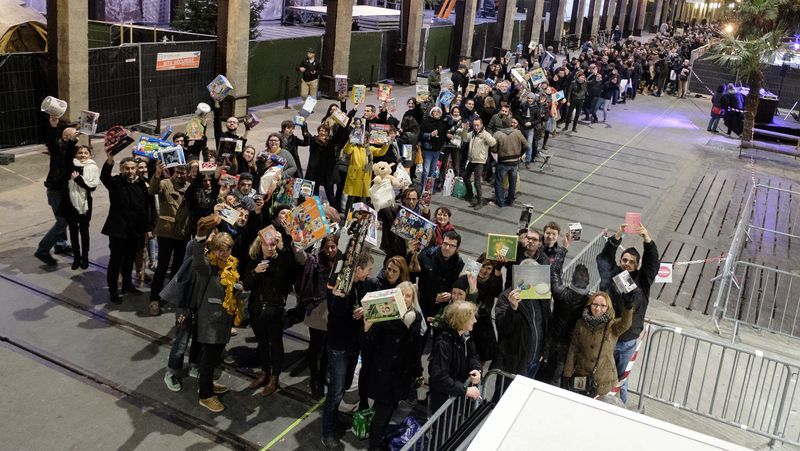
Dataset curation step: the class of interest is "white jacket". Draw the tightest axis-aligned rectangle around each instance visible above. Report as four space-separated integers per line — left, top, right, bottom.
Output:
68 158 100 215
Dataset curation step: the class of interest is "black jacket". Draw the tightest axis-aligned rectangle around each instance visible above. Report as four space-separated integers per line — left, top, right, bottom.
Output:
327 278 378 352
450 70 468 95
100 161 152 238
243 246 297 314
297 58 321 82
44 127 76 190
428 324 481 413
365 315 423 403
493 287 551 375
411 246 465 317
550 248 589 342
597 236 660 342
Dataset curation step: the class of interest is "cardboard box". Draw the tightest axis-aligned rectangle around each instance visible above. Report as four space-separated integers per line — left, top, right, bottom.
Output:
207 74 234 102
360 287 407 323
568 222 582 241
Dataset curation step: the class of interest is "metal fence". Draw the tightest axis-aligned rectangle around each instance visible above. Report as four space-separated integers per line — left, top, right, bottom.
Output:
562 232 606 292
401 370 516 451
633 323 800 447
712 183 800 342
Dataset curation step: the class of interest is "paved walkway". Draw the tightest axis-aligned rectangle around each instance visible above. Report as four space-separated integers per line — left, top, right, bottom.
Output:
2 75 800 449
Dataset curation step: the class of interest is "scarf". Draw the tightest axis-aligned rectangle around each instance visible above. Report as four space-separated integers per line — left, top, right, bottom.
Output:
207 252 241 324
433 222 455 247
582 307 611 331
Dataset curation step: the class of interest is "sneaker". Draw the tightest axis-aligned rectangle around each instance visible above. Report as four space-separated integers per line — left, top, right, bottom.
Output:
213 382 229 394
474 202 482 211
164 372 182 392
189 366 200 378
488 201 500 208
321 436 344 450
148 301 161 316
198 396 225 413
223 354 235 365
34 252 57 266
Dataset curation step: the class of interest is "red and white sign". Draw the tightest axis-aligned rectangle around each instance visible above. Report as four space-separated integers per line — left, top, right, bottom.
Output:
655 263 673 284
156 51 201 71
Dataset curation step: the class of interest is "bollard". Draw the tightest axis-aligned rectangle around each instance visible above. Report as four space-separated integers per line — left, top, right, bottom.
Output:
369 65 375 92
284 76 290 109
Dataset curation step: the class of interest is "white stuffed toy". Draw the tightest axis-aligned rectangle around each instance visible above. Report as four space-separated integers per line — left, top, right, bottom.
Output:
372 161 402 188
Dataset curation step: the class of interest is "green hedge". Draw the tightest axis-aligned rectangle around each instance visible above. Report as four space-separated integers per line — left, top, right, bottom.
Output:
423 26 453 72
348 32 384 85
247 37 323 105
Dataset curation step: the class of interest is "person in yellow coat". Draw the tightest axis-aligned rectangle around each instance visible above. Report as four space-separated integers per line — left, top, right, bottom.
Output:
342 138 390 212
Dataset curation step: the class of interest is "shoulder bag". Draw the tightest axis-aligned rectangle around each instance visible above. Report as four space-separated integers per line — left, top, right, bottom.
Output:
568 322 609 398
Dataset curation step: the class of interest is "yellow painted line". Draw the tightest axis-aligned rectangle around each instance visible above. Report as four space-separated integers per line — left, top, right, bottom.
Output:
261 398 326 450
530 98 680 227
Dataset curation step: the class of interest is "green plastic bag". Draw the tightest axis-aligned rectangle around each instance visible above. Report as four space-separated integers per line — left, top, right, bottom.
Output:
452 177 467 199
353 407 376 440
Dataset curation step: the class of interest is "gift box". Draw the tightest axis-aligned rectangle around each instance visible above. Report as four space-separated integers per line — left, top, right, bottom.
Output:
360 287 407 323
207 74 234 102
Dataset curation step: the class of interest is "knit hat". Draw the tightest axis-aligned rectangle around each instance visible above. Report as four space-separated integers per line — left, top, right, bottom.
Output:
452 275 470 292
571 264 590 289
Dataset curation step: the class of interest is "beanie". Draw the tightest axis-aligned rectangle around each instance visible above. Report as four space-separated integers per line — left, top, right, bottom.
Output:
452 275 470 292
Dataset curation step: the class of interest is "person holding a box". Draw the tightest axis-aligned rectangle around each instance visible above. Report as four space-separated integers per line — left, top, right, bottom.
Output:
596 222 660 404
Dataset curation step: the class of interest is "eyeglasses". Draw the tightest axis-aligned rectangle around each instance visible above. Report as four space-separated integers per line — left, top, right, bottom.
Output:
441 242 457 249
591 303 608 309
268 139 280 143
527 236 540 242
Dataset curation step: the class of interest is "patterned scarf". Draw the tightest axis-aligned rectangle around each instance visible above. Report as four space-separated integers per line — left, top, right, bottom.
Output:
582 306 611 330
207 252 241 323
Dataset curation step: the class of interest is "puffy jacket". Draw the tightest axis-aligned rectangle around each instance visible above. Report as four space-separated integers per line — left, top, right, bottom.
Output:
492 128 527 164
466 129 497 164
428 324 481 413
568 80 588 102
596 235 660 342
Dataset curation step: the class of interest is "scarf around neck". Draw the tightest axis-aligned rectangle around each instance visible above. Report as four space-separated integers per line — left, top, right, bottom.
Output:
207 252 241 323
582 307 610 330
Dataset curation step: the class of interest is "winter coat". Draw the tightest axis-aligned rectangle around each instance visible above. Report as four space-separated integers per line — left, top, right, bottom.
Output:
493 287 551 375
243 246 297 315
191 239 235 345
281 130 309 178
472 274 503 362
100 161 152 239
44 128 76 191
466 129 497 164
596 235 660 342
364 313 423 403
342 142 389 197
428 324 481 413
420 116 448 152
411 246 465 318
492 128 527 164
327 278 379 352
67 158 100 216
149 176 190 240
550 247 590 342
563 301 634 397
568 80 588 102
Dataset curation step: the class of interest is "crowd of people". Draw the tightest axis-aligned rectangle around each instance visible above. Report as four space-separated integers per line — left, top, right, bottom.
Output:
30 25 727 450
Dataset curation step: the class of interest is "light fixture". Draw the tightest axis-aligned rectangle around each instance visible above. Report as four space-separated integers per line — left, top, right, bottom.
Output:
724 23 734 32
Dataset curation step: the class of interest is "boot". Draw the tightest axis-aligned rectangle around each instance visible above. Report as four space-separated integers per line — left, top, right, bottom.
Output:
249 370 268 390
80 253 89 269
261 374 279 397
71 255 81 270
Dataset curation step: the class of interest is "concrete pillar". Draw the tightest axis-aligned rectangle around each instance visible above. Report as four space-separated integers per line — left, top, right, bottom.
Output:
660 0 672 25
652 0 664 31
46 0 88 122
604 0 617 31
633 0 646 34
615 0 629 35
216 1 250 117
571 0 588 37
552 0 568 50
528 0 546 45
628 0 639 35
493 0 518 51
589 0 603 38
397 0 424 83
320 0 354 97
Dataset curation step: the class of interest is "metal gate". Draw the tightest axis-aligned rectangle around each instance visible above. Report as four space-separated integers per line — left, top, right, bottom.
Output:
88 45 142 131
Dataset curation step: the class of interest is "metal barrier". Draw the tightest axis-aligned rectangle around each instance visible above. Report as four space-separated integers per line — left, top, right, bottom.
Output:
634 323 800 447
562 232 606 292
712 183 800 341
400 370 516 451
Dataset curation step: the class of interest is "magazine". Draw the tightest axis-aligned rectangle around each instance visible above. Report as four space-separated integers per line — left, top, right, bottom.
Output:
287 196 332 248
390 206 435 247
369 124 391 145
513 264 551 300
351 84 367 105
377 83 393 102
360 288 407 323
335 75 348 98
416 85 430 102
485 234 519 261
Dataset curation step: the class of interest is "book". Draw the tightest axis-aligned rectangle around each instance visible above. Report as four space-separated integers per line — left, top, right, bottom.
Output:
349 120 366 146
552 90 565 102
377 83 393 102
300 96 317 117
415 85 430 102
78 110 100 135
530 68 547 85
335 75 348 98
258 225 280 244
293 178 316 198
463 258 481 277
613 270 638 294
390 206 436 247
360 287 407 323
386 98 397 113
351 84 367 105
568 222 582 241
486 234 519 261
510 68 526 83
471 59 481 77
159 145 186 168
513 264 551 299
466 83 476 94
186 117 205 140
368 124 391 145
219 206 241 225
207 74 234 102
519 204 535 229
624 212 642 234
294 115 306 126
437 90 455 107
331 110 349 127
287 196 332 248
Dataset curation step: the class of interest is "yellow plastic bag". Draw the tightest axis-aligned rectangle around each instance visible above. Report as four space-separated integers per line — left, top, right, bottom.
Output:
502 172 522 194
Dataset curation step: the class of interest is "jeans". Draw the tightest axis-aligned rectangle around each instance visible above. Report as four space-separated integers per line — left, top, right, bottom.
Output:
524 129 538 163
251 305 285 375
151 237 188 302
107 236 142 294
630 78 640 99
592 98 608 121
198 342 225 399
463 163 484 202
37 188 69 255
707 116 721 132
322 349 359 438
494 163 518 207
420 150 439 192
167 310 201 374
614 338 637 403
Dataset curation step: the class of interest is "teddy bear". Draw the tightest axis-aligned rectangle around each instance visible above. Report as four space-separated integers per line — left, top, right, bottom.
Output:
372 161 403 188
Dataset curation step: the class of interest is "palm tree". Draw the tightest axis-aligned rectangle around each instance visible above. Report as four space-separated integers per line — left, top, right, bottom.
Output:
705 32 785 145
